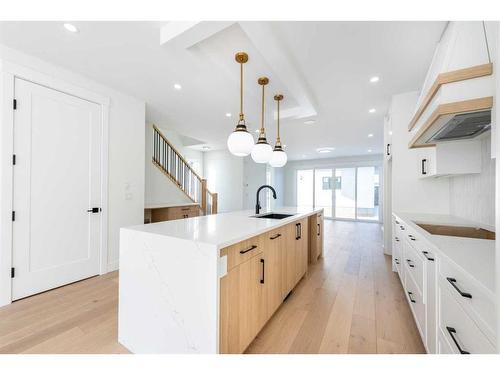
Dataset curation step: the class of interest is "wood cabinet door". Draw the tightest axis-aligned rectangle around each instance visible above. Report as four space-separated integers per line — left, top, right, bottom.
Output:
284 222 298 295
219 255 266 353
296 218 309 282
262 229 285 319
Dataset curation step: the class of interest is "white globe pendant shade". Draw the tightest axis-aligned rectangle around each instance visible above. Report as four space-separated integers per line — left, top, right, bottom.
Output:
251 141 273 163
227 129 254 156
269 149 287 167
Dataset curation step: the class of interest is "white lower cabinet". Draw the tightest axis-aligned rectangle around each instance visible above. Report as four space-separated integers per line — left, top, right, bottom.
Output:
392 214 495 354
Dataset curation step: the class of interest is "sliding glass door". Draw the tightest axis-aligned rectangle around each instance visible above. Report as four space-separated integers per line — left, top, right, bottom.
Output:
296 166 380 222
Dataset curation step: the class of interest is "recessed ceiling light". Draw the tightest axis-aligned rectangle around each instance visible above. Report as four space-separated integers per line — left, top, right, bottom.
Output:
304 120 316 125
368 133 374 138
369 76 380 83
316 147 335 154
368 108 376 113
63 23 79 33
225 113 232 117
367 149 372 153
173 83 182 90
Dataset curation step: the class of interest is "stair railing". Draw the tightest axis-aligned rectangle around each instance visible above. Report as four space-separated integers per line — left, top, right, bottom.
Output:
152 125 217 215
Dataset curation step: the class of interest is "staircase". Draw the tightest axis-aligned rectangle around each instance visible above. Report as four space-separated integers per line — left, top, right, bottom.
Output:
152 125 217 215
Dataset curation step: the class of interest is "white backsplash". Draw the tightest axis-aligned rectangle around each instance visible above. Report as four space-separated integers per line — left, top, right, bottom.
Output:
449 136 495 228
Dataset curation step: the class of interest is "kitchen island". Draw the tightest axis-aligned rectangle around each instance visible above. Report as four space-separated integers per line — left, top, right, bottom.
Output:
118 207 324 354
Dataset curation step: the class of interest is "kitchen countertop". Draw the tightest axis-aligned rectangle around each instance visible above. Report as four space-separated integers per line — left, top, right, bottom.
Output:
144 202 199 209
393 212 495 294
125 206 323 249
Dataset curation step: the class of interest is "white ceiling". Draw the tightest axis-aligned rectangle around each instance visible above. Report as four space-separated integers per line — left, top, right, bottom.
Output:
0 21 446 160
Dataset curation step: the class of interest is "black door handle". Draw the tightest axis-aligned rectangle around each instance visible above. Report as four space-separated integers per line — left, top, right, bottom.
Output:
446 326 470 354
87 207 101 213
421 159 427 175
422 251 434 261
446 278 472 299
270 233 281 240
240 245 258 254
260 258 265 284
407 291 416 303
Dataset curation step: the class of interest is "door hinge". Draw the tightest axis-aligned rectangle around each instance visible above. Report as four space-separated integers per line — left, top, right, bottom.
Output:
11 267 15 278
12 154 16 165
12 211 15 221
13 99 17 110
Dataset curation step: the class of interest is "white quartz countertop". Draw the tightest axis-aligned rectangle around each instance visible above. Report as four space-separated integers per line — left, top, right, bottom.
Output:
393 212 495 293
125 206 323 249
144 202 199 209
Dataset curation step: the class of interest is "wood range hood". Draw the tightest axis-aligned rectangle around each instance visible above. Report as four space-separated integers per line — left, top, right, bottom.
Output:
408 63 494 149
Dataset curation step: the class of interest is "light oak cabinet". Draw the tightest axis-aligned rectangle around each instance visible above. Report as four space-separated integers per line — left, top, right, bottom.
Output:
309 212 324 262
145 204 201 223
219 214 317 353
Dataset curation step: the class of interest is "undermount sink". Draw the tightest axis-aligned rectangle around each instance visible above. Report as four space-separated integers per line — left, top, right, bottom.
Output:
253 213 295 220
416 223 495 240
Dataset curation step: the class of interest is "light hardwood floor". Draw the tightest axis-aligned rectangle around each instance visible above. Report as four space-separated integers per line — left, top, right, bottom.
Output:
0 220 424 354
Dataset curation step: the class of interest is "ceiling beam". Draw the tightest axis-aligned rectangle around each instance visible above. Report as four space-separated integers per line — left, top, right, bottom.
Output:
160 21 235 49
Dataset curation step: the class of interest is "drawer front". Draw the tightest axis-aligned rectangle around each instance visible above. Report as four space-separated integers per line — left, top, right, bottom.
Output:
439 258 495 342
392 237 402 277
438 278 495 354
220 235 263 271
404 263 426 341
403 240 425 297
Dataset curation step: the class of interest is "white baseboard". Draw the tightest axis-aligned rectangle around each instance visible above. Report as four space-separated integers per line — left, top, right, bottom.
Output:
107 260 119 272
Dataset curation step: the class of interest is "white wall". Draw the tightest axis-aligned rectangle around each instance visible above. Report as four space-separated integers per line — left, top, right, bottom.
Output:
242 158 267 210
390 91 450 215
283 154 383 207
449 136 495 229
0 45 145 279
204 150 243 213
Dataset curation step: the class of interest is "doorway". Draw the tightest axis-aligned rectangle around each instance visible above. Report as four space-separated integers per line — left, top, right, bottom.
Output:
296 166 380 222
11 78 103 300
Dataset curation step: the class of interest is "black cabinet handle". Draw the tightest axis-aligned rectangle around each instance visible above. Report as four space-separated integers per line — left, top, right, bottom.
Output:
295 223 301 240
446 277 472 299
87 207 101 213
317 223 320 236
386 143 391 156
400 225 405 230
270 233 281 240
422 251 434 261
406 259 415 268
394 258 400 265
421 159 427 175
446 326 470 354
395 220 400 224
407 291 416 303
408 234 416 241
240 245 258 254
394 237 400 242
260 258 265 284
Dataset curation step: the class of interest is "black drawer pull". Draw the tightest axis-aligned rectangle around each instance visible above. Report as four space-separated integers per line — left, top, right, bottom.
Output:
395 220 400 224
446 326 470 354
422 251 434 261
317 223 320 236
408 234 416 241
260 258 265 284
406 259 414 268
394 237 400 242
400 225 405 230
240 245 258 254
394 258 400 265
407 291 416 303
295 223 301 240
270 233 281 240
446 278 472 299
421 158 427 175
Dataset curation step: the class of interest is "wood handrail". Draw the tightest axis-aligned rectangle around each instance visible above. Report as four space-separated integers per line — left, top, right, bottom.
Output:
408 63 493 131
152 125 218 215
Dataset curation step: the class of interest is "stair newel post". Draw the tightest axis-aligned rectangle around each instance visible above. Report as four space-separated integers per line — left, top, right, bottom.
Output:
212 193 218 214
201 179 207 215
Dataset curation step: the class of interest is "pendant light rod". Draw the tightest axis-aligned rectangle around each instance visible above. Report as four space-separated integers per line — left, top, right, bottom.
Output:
235 52 249 123
258 77 269 133
274 94 283 142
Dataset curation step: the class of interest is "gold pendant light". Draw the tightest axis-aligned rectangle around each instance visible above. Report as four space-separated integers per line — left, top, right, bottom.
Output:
227 52 254 157
251 77 273 163
269 94 287 167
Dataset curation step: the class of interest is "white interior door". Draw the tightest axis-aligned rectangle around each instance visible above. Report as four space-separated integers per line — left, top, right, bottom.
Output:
12 78 102 300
